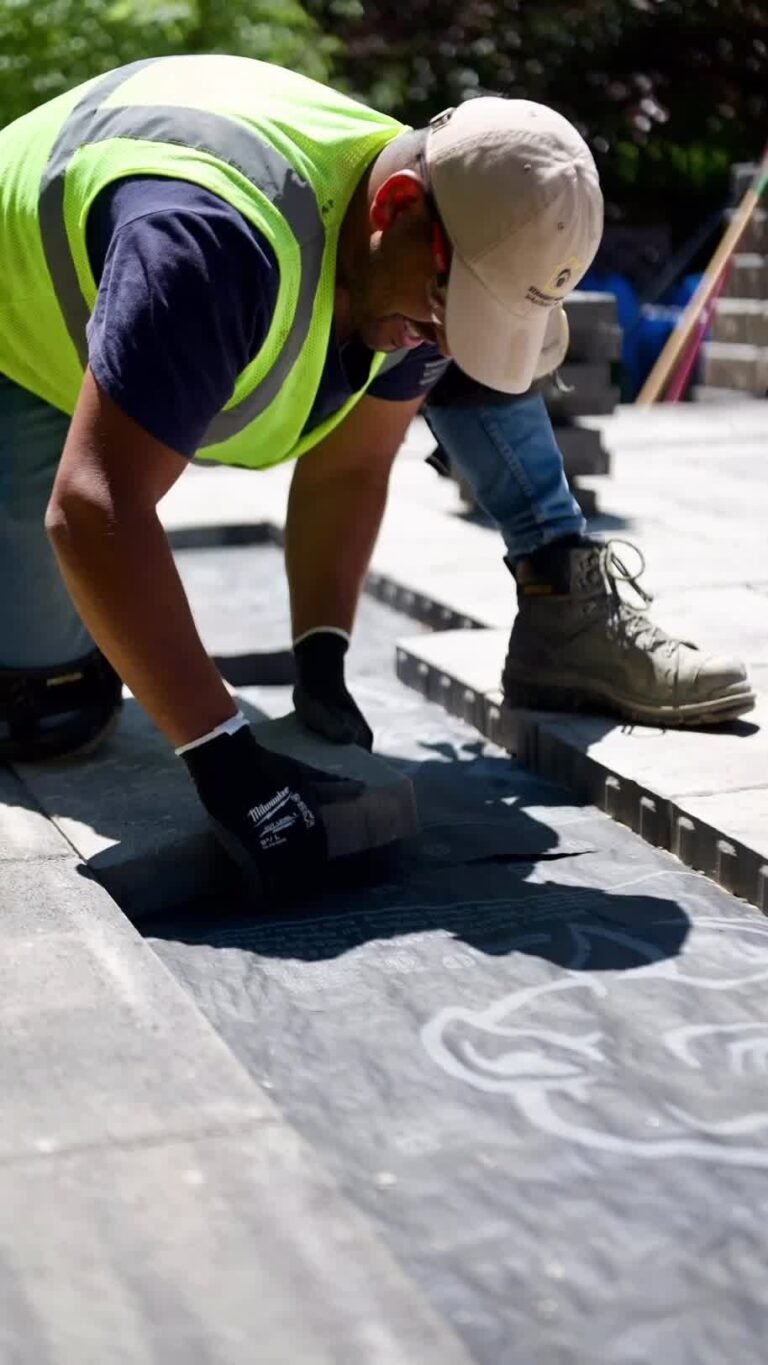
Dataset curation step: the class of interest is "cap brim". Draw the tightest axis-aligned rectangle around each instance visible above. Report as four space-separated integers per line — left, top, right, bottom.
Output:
444 254 550 394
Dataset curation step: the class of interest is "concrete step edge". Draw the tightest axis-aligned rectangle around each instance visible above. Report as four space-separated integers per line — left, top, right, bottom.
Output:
394 631 767 911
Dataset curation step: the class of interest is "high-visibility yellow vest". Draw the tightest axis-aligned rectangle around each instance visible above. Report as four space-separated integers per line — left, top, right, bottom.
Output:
0 56 406 468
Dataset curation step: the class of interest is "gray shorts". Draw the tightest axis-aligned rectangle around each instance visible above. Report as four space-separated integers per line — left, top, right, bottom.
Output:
0 373 94 669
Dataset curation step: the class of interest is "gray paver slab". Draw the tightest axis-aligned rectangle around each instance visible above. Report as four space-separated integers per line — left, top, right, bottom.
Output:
152 802 768 1365
148 598 768 1363
651 585 768 665
13 695 416 914
0 1131 471 1365
13 699 229 917
0 857 271 1162
251 711 419 858
680 787 768 862
396 628 768 905
587 398 768 448
536 703 768 801
0 766 71 862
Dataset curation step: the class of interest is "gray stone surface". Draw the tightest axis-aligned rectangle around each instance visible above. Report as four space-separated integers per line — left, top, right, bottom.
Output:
550 424 610 476
722 252 768 299
396 628 768 907
701 340 768 394
543 360 620 423
14 700 228 917
150 690 768 1365
0 858 270 1160
14 699 416 914
0 1130 472 1365
11 557 425 915
712 298 768 347
0 766 71 863
0 858 471 1364
726 204 767 254
6 505 768 1359
159 400 768 905
252 712 418 858
563 291 622 360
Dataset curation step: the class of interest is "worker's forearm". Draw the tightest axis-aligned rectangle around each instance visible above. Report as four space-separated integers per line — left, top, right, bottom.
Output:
286 468 389 639
46 500 236 748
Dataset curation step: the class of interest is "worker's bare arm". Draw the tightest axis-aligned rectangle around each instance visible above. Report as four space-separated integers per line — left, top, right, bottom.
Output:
46 368 237 747
286 391 424 639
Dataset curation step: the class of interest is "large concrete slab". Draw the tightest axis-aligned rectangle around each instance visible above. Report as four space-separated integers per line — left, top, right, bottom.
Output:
150 710 768 1365
0 858 270 1160
255 712 418 858
13 699 416 916
13 699 230 917
649 584 768 666
396 629 768 908
0 1130 472 1365
0 858 471 1363
0 765 71 863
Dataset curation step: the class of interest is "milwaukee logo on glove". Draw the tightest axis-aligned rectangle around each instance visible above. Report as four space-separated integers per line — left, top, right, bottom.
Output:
248 786 317 848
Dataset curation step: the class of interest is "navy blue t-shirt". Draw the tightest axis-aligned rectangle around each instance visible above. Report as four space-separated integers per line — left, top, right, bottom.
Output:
85 177 449 458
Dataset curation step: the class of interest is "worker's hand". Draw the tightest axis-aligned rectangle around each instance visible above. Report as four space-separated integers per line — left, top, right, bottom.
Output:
293 630 373 751
180 723 361 898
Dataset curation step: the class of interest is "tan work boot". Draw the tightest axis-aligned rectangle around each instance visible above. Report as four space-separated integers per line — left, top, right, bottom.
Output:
502 538 755 726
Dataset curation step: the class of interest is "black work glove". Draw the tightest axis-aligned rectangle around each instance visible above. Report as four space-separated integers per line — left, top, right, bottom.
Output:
293 630 373 751
181 723 360 898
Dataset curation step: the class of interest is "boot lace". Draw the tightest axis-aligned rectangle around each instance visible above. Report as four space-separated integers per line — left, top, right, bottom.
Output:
599 540 689 658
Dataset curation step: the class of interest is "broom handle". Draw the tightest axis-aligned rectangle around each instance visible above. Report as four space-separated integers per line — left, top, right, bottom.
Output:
664 259 732 402
636 149 768 406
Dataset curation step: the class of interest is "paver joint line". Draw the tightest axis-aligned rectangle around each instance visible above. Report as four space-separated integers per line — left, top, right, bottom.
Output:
0 1112 285 1175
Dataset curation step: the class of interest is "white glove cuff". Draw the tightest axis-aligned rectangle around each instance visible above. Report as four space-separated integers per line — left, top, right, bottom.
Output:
175 710 249 756
293 626 351 648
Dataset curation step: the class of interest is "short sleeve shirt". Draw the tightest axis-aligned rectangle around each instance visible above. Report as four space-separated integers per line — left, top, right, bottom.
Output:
85 176 449 458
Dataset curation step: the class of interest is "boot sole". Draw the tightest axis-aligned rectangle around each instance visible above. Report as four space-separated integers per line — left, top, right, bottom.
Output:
502 672 757 728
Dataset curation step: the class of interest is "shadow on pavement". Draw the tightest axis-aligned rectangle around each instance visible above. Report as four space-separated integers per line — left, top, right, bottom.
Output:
145 736 690 976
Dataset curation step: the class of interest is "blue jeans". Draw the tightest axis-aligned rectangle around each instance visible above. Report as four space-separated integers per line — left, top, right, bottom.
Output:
0 373 94 668
1 373 583 669
425 392 585 561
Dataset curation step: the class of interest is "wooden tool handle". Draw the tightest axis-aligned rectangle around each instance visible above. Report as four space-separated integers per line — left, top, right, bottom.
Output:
636 150 768 406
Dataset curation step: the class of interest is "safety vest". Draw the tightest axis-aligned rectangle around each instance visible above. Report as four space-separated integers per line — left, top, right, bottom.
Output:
0 56 406 469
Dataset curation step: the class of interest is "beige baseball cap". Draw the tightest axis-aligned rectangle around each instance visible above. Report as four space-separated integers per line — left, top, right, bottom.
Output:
426 97 603 393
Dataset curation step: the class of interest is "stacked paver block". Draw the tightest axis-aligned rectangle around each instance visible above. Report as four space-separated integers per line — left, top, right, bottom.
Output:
702 163 767 396
549 291 622 517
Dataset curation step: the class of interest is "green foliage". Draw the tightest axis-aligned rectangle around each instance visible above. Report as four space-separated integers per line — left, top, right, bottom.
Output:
0 0 337 129
307 0 767 228
1 0 764 231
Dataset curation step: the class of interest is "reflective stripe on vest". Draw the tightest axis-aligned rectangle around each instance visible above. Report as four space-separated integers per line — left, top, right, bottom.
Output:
38 58 325 447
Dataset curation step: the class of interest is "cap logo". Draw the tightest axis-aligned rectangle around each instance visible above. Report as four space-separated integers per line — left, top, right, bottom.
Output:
526 257 583 308
547 256 583 295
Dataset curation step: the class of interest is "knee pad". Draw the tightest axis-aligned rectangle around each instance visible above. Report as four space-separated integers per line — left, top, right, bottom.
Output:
0 649 123 762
